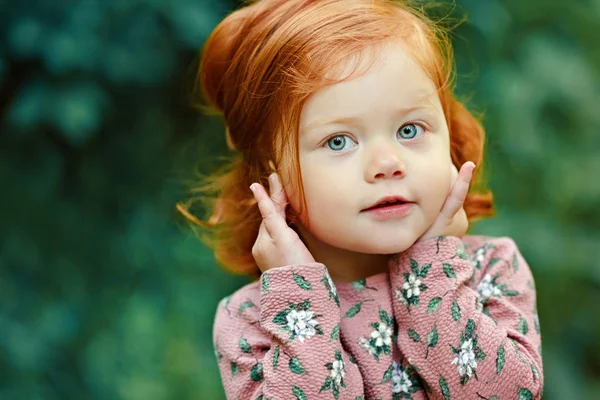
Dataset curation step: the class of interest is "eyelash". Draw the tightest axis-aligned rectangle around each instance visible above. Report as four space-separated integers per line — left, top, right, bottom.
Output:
322 122 427 151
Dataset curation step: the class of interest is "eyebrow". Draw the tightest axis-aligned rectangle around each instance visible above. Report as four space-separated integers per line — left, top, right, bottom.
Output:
301 105 436 132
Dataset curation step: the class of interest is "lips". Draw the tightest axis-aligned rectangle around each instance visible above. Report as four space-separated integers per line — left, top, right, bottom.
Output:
361 195 413 212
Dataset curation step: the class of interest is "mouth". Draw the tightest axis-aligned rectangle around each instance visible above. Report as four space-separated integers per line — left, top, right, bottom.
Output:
361 195 414 212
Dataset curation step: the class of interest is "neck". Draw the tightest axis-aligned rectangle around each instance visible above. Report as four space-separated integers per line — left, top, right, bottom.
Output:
294 223 390 283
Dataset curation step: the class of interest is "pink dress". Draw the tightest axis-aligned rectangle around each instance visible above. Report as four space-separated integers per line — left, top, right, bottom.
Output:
213 235 543 399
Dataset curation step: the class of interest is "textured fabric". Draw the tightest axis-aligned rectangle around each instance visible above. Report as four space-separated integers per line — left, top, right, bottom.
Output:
213 235 543 399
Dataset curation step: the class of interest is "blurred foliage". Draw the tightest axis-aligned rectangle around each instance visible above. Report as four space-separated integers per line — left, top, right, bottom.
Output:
0 0 598 399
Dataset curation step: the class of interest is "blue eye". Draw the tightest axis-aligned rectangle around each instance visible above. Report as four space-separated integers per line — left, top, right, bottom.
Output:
397 124 424 140
326 135 356 151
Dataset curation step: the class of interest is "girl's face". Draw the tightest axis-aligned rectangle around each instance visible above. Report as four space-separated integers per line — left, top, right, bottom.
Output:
284 42 453 255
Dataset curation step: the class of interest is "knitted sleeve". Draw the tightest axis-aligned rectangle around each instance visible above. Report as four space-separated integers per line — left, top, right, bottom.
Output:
213 263 365 399
389 236 543 400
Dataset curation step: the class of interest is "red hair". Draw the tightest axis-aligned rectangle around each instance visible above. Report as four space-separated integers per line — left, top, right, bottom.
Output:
178 0 494 277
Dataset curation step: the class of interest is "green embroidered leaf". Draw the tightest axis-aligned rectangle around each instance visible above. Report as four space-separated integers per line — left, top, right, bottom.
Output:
531 363 540 381
289 357 305 374
502 289 519 297
273 345 280 370
257 396 263 400
345 302 362 318
517 316 529 335
451 301 461 322
296 299 311 311
293 273 312 290
474 346 486 362
456 246 468 260
334 349 342 361
513 252 519 272
261 274 269 292
427 297 442 314
250 362 263 382
419 263 432 278
408 329 421 342
221 295 232 309
496 344 505 374
443 263 456 279
439 375 451 400
320 375 333 392
382 363 394 383
292 386 308 400
332 385 340 399
330 323 340 340
238 337 252 354
352 279 367 291
488 257 501 268
534 314 541 334
517 388 533 400
465 319 476 339
410 258 419 274
427 326 439 348
273 309 289 325
379 309 393 326
231 361 240 376
239 301 255 312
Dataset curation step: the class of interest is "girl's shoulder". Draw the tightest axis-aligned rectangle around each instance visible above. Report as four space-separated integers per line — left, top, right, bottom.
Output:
215 279 262 320
462 234 522 254
212 279 263 343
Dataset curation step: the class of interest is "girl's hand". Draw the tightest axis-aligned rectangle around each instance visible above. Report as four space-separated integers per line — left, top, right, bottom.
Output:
417 161 475 243
250 173 316 273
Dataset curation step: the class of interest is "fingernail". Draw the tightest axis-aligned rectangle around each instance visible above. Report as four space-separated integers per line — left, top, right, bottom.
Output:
249 184 256 192
268 173 276 185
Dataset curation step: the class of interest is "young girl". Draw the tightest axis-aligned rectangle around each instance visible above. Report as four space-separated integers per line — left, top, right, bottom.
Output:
183 0 543 398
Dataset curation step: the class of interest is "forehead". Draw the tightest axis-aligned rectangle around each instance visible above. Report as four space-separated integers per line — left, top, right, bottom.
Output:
299 41 441 130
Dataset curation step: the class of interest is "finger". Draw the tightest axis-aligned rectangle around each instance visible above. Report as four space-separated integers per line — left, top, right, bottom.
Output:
268 173 288 218
439 162 475 219
250 183 289 237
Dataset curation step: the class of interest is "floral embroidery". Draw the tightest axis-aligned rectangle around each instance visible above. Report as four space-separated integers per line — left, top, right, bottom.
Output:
396 259 430 310
272 299 324 342
476 274 519 306
391 361 412 394
381 358 424 399
476 274 503 303
320 349 346 399
359 309 395 361
450 319 486 385
287 310 319 342
451 338 477 379
469 243 495 269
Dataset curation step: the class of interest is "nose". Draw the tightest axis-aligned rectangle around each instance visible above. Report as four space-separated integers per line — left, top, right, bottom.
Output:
365 145 405 182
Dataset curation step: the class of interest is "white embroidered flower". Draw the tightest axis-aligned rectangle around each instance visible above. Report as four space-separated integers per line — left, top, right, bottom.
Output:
470 247 486 267
476 274 502 303
286 310 318 342
330 358 345 386
359 336 376 355
395 288 407 304
391 361 412 394
402 273 421 299
371 322 393 347
451 338 477 377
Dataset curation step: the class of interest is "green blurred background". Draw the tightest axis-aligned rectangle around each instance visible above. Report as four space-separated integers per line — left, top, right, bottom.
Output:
1 0 599 398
